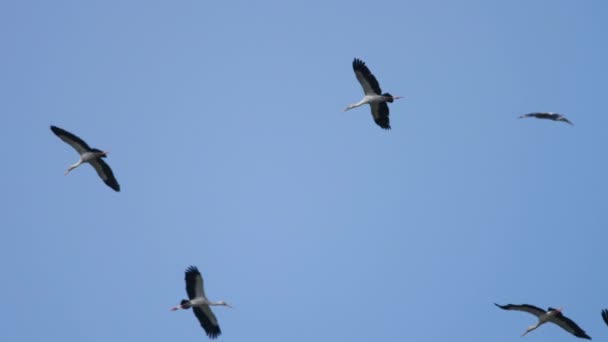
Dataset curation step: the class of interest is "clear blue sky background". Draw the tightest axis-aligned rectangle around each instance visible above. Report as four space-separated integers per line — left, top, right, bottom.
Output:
1 1 607 341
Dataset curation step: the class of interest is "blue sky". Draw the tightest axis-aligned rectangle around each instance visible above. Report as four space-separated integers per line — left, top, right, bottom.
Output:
1 1 608 341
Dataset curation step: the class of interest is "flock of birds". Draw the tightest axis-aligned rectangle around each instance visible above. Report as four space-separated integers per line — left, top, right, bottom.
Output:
51 58 580 339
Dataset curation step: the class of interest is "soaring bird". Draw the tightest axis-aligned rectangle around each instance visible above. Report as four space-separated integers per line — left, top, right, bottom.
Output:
50 125 120 192
495 303 591 339
171 266 232 339
518 112 574 125
344 58 402 129
601 309 608 326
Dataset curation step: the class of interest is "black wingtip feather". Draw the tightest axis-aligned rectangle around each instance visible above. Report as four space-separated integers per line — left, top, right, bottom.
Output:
572 328 592 340
352 58 365 70
374 117 391 130
50 125 67 136
185 265 200 275
107 180 120 192
376 122 391 130
577 332 592 340
50 125 69 138
494 303 507 309
206 326 221 339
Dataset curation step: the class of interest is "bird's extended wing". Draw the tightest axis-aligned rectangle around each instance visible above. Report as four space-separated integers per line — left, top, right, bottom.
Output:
602 309 608 326
370 102 391 130
518 113 536 119
89 157 120 192
548 310 591 340
185 266 205 300
494 303 546 317
50 126 91 155
353 58 382 96
193 306 221 339
560 117 574 125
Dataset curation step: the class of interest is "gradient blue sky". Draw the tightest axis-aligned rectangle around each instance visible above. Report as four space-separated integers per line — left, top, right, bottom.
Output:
1 1 608 341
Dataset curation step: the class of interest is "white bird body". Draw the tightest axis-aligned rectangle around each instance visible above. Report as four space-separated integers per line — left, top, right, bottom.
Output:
187 297 208 306
344 58 402 129
171 266 231 339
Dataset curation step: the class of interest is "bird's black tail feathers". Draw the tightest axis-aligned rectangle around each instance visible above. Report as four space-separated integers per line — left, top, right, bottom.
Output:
180 299 191 309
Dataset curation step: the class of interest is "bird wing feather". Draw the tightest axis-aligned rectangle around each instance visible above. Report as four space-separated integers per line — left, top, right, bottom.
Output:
370 102 391 129
193 306 221 339
185 266 205 300
50 125 91 155
602 309 608 326
494 303 546 317
548 311 591 339
561 117 575 125
89 158 120 192
353 58 382 96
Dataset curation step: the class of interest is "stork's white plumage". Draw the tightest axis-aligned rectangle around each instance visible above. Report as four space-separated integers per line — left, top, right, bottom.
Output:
171 266 231 339
50 125 120 192
495 303 591 339
344 58 402 129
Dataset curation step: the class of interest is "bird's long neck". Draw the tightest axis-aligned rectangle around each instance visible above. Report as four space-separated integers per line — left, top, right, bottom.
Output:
65 160 83 175
522 323 541 336
208 300 231 308
344 98 367 111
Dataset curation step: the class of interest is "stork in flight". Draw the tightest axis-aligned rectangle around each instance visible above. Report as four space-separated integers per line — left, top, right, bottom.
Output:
50 125 120 192
601 309 608 326
495 303 591 339
344 58 402 129
171 266 232 339
518 112 574 125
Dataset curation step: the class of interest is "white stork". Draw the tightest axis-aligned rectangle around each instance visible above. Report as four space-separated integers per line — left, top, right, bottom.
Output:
344 58 402 129
601 309 608 326
50 125 120 192
170 266 232 339
518 112 574 125
495 303 591 339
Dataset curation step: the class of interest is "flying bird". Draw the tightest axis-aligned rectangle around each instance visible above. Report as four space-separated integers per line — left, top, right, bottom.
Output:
344 58 402 129
601 309 608 326
518 112 574 125
171 266 232 339
495 303 591 339
50 125 120 192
